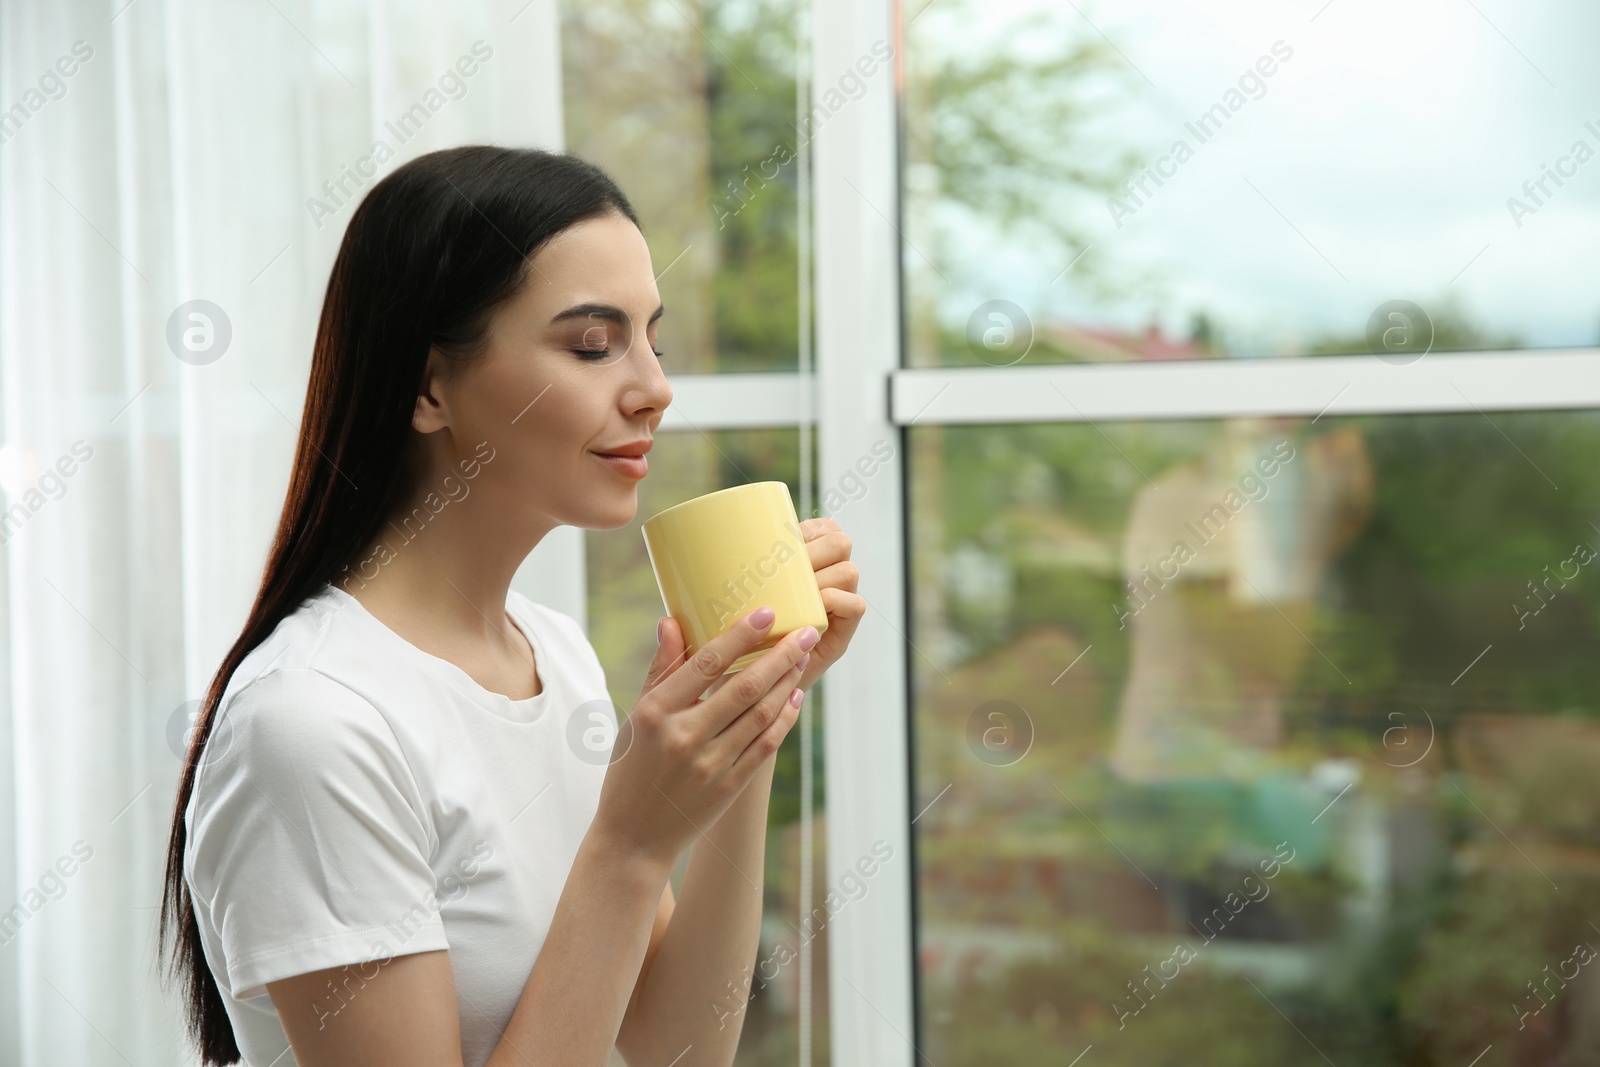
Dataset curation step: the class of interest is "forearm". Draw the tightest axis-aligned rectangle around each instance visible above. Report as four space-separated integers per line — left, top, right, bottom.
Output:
486 829 674 1067
622 757 777 1066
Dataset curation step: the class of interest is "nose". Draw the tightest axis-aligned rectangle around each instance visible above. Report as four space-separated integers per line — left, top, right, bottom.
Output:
620 335 672 416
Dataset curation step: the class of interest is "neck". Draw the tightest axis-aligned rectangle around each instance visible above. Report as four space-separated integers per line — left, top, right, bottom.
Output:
338 476 557 645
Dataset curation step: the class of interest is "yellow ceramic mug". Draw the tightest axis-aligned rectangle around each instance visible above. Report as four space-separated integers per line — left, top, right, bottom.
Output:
641 481 829 674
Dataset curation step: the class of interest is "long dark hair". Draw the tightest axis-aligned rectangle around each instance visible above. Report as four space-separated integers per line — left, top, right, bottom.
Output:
158 145 639 1063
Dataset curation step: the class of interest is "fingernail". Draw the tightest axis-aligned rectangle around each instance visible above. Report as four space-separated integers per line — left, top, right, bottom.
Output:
797 652 811 673
657 617 666 643
789 687 805 708
750 605 776 629
797 625 821 651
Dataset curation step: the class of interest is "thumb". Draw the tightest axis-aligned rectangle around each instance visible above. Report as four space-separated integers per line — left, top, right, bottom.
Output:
641 616 689 694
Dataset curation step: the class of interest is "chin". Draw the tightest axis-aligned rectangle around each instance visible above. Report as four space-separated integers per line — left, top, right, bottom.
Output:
587 494 640 531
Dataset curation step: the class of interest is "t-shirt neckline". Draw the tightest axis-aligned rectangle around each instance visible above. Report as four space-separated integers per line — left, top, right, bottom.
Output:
321 582 550 724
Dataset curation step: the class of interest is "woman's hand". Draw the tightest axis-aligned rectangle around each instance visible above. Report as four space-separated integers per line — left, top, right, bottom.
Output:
794 517 864 691
591 607 819 870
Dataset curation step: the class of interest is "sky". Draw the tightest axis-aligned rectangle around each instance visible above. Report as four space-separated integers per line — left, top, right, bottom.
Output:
912 0 1600 355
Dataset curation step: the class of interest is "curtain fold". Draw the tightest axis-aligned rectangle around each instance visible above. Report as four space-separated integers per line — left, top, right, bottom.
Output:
0 3 566 1062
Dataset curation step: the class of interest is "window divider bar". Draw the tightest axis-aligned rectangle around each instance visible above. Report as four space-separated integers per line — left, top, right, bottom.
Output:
891 349 1600 425
657 372 816 431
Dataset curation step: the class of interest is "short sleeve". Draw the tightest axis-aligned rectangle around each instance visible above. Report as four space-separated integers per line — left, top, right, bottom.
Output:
185 667 449 1000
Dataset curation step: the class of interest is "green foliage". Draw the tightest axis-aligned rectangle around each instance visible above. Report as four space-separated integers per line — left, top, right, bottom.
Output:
1306 295 1523 356
704 0 803 371
916 407 1600 1062
1321 410 1600 718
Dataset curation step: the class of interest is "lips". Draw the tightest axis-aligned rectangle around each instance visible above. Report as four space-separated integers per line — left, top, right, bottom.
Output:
592 451 649 479
594 440 652 457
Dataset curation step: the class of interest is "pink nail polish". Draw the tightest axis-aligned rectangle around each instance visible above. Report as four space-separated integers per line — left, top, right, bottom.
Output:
789 687 804 708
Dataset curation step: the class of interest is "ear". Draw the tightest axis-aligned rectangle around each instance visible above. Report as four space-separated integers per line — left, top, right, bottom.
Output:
413 346 453 434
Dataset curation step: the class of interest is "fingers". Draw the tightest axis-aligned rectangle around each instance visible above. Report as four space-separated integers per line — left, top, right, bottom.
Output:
643 605 779 714
717 652 808 757
805 528 853 572
812 558 860 594
727 670 806 780
800 516 843 542
700 671 734 701
640 616 691 695
699 621 818 734
819 584 867 621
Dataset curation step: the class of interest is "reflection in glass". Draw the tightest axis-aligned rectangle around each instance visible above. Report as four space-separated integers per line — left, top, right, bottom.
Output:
586 428 828 1065
903 0 1600 365
909 412 1600 1065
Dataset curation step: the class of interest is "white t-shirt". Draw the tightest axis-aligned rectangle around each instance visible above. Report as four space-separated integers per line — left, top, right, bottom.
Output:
183 581 618 1067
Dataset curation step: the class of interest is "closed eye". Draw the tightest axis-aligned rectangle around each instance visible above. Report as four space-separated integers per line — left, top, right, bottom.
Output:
571 348 665 361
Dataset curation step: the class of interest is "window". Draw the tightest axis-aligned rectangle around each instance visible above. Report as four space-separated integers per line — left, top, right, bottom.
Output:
563 2 1600 1065
888 2 1600 1065
902 0 1600 367
562 0 809 374
909 412 1600 1064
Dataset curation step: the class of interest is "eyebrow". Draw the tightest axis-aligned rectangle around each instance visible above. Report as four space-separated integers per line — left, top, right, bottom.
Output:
549 302 665 327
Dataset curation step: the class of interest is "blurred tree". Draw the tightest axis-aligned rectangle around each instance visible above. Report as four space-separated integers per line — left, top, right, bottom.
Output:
903 0 1140 290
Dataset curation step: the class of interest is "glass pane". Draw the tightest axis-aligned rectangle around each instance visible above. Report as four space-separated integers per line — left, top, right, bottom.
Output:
902 0 1600 365
561 0 804 373
909 412 1600 1065
586 428 828 1065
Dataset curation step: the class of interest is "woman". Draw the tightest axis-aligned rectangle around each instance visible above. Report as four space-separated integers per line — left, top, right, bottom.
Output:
158 145 864 1067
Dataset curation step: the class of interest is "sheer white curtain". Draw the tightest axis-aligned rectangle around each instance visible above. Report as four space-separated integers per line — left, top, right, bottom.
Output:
0 2 571 1062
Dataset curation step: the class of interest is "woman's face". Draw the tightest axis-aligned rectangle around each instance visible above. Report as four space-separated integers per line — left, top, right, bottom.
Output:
413 210 673 533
